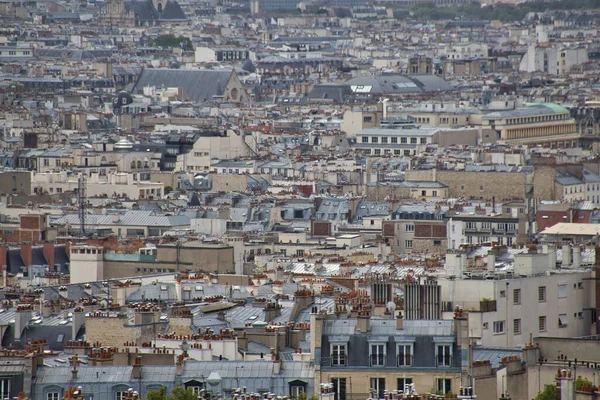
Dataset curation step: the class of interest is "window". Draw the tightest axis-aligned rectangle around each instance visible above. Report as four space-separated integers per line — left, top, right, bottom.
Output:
370 378 385 399
405 224 414 232
397 378 413 394
290 385 305 398
421 190 427 196
558 284 567 298
116 392 127 400
362 137 369 143
493 321 505 334
559 314 568 328
374 149 381 155
397 344 412 366
420 138 427 144
538 286 546 302
513 289 521 305
432 190 437 197
433 240 442 246
391 137 398 143
410 137 417 144
370 344 386 366
513 319 521 335
436 378 452 394
539 316 547 332
371 137 379 143
363 116 373 123
331 378 346 400
436 345 452 367
401 137 407 144
466 222 476 230
405 240 413 249
47 394 60 400
381 137 388 143
331 344 347 366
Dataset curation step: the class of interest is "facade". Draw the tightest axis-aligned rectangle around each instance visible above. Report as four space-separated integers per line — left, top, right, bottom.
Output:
355 127 438 156
482 103 579 147
313 314 463 398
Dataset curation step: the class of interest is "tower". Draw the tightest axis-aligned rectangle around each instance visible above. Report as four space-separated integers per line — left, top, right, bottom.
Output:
69 246 104 284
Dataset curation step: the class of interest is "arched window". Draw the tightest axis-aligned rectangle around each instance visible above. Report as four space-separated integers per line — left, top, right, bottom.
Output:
157 2 162 12
130 160 136 169
136 160 142 169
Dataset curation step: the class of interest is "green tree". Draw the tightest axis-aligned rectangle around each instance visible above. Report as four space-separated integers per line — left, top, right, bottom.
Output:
164 185 173 194
145 387 198 400
149 34 193 50
534 385 557 400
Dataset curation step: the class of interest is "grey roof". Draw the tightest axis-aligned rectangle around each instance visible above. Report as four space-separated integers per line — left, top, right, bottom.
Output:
344 74 454 94
132 68 234 103
483 103 569 119
50 211 190 228
555 172 583 186
472 346 522 369
323 318 453 337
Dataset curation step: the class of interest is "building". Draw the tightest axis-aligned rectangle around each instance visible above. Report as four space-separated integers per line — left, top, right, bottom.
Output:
312 311 464 397
481 103 579 148
354 126 438 156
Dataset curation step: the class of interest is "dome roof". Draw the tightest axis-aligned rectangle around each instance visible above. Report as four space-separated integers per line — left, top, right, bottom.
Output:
114 138 133 150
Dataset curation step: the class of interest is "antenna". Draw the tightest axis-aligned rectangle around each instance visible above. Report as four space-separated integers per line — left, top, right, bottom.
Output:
78 175 86 236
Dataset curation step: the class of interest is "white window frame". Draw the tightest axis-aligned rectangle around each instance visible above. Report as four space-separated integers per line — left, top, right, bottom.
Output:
47 393 60 400
436 344 452 367
405 240 413 249
291 386 305 398
370 343 386 366
493 320 505 334
331 343 347 366
513 319 521 335
397 344 413 367
558 284 567 299
538 286 546 302
116 392 127 400
370 378 385 400
539 316 547 332
436 378 452 394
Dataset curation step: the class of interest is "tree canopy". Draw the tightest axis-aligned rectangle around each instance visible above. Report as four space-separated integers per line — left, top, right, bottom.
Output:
148 34 193 50
145 387 199 400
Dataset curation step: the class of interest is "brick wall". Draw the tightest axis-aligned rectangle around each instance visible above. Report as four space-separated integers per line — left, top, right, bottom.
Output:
85 316 139 347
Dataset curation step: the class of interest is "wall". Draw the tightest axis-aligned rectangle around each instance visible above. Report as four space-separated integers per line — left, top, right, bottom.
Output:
0 171 32 196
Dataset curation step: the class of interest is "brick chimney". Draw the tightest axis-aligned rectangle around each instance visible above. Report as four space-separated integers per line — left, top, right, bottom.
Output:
43 242 54 268
20 243 32 267
0 244 7 271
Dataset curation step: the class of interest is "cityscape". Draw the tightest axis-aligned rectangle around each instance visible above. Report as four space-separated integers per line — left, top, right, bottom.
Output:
0 0 599 399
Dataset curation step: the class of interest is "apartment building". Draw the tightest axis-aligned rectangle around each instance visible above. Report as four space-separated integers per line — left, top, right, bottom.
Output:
440 247 593 347
446 209 528 249
312 312 463 398
355 126 437 156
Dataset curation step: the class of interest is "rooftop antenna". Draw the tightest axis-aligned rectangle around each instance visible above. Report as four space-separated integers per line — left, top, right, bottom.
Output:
78 175 86 236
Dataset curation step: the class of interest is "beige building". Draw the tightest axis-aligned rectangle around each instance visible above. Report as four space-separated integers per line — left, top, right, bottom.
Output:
482 103 579 147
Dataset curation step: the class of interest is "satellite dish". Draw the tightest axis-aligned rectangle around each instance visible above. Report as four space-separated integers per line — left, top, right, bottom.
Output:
387 301 397 313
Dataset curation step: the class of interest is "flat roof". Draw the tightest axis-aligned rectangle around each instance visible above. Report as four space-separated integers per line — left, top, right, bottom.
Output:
541 222 600 236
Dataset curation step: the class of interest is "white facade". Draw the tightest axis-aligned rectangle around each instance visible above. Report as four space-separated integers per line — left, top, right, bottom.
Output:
194 47 217 63
519 45 589 75
69 245 104 284
31 171 164 200
439 270 592 347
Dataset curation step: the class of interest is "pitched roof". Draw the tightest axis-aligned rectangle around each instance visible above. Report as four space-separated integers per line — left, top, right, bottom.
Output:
132 68 234 103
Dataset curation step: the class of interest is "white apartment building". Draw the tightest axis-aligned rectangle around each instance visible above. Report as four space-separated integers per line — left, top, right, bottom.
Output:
440 248 593 347
355 126 438 156
31 171 164 200
519 44 588 75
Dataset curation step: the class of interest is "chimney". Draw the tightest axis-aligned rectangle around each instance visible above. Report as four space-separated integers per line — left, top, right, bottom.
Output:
21 243 32 267
487 250 496 272
572 245 581 269
396 311 403 330
70 355 80 380
72 308 85 340
14 306 32 341
132 356 143 379
548 243 557 268
43 242 54 269
356 311 371 333
0 244 7 272
562 244 571 268
309 306 324 355
273 359 281 374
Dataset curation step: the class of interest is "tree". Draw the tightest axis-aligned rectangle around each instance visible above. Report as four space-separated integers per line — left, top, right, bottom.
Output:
164 185 173 194
534 385 557 400
148 34 193 50
144 387 198 400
